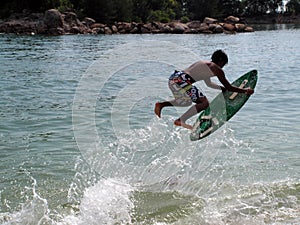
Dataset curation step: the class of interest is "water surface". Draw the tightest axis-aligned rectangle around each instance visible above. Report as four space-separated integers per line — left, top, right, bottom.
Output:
0 26 299 224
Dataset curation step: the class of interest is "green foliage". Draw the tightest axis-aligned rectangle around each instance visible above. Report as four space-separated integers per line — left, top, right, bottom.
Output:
180 16 190 23
219 0 243 16
148 10 170 22
286 0 300 14
186 0 221 20
0 0 297 22
241 0 284 16
57 0 74 12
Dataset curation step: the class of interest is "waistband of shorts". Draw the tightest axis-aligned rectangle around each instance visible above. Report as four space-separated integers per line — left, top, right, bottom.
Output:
169 70 195 83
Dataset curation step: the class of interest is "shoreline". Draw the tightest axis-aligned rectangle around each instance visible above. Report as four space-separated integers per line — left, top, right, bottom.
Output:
0 9 299 36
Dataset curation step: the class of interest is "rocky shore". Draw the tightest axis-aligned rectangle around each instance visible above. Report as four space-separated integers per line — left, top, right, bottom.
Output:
0 9 255 35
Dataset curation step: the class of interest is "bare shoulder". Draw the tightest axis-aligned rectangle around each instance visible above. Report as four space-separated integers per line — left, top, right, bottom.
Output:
205 61 224 76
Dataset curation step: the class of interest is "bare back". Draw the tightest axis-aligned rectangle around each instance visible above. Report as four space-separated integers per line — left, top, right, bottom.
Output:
183 60 215 81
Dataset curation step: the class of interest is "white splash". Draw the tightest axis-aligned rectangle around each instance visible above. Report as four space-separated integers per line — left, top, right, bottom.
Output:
60 178 134 225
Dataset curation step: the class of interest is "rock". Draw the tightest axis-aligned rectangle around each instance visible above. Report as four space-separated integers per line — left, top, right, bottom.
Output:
44 9 63 29
104 26 112 34
168 22 188 33
201 29 213 34
48 27 65 35
161 25 172 33
69 26 81 34
36 21 48 34
0 9 254 35
187 21 211 33
83 17 96 27
208 23 217 31
244 26 254 32
150 21 164 30
140 24 151 34
203 17 218 24
0 11 47 34
184 28 198 34
92 27 105 34
235 23 246 32
64 12 78 26
111 25 118 33
213 24 224 33
90 23 105 29
130 26 139 33
222 23 236 32
198 23 210 33
140 22 154 33
187 20 202 29
225 16 240 23
63 12 88 34
117 22 132 32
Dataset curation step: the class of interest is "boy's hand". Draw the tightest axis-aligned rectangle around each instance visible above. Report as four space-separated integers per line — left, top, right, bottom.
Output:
244 88 254 96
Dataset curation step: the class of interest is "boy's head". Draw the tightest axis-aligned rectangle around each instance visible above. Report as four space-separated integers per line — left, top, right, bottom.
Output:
211 50 228 67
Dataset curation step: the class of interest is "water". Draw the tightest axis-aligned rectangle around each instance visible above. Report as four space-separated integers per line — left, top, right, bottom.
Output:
0 24 299 224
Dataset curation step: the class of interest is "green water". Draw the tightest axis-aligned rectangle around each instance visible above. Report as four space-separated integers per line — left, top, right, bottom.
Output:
0 25 299 224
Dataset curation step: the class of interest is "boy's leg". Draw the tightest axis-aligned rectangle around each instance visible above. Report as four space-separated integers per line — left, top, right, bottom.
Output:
154 99 191 118
154 101 172 118
174 96 209 130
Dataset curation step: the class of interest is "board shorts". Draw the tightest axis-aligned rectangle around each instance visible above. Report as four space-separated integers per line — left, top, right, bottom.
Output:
168 70 205 105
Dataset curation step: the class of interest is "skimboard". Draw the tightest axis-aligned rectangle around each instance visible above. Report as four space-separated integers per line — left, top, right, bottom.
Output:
190 70 258 141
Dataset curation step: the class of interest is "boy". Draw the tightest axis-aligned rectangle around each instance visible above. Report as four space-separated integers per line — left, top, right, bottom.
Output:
154 50 254 130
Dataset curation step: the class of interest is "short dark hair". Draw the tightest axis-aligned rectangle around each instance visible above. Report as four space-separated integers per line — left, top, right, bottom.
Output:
211 50 228 64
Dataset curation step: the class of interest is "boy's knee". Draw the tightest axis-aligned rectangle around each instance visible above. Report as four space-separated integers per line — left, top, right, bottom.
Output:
203 98 209 108
195 97 209 112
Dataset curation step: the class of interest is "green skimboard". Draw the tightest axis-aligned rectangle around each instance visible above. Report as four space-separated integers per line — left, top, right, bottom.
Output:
190 70 258 141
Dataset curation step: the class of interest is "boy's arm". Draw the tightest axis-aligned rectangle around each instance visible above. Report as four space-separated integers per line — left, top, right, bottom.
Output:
217 72 253 95
209 63 254 95
204 78 225 91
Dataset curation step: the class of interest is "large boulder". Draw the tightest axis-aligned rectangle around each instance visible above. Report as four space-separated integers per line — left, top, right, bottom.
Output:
0 9 254 35
168 22 188 33
64 12 80 27
111 25 118 33
244 26 254 32
225 16 240 23
187 20 202 29
83 17 96 28
235 23 246 32
0 11 46 34
63 11 88 34
44 9 63 29
203 17 218 24
222 23 236 32
186 21 211 33
209 24 223 33
116 22 132 33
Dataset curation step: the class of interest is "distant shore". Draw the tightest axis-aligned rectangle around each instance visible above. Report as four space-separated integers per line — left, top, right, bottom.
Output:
0 9 299 36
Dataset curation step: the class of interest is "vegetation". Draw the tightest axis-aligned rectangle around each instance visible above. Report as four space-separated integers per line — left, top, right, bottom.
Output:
1 0 299 22
286 0 300 14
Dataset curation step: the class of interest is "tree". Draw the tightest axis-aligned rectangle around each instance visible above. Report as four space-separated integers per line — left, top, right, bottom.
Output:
186 0 221 20
286 0 300 14
218 0 243 16
241 0 285 15
82 0 114 23
132 0 183 22
0 0 293 22
266 0 284 14
147 0 182 22
132 0 150 22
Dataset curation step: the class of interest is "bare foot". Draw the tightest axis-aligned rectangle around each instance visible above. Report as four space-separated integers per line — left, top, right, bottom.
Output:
154 102 162 118
174 119 193 130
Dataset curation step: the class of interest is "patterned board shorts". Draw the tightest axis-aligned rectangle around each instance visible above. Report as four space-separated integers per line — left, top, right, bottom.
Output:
168 70 205 105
